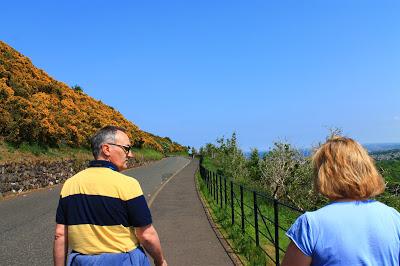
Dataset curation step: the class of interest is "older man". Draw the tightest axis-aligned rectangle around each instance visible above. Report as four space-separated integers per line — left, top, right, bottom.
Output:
53 126 167 266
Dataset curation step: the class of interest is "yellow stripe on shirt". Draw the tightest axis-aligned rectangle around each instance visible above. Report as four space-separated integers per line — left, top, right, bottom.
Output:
68 224 139 254
60 168 143 200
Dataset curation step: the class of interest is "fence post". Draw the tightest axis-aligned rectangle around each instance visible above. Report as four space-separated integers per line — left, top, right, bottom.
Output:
219 175 223 208
274 199 280 266
210 171 212 197
213 172 216 200
253 191 259 246
206 170 209 191
231 181 234 225
224 177 227 207
205 169 210 192
207 169 209 191
209 171 212 197
214 173 217 202
209 171 211 193
213 172 216 199
216 173 219 204
240 185 245 233
208 171 211 193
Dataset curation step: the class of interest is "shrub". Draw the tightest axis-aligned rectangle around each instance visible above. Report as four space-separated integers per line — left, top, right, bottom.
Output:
71 84 83 92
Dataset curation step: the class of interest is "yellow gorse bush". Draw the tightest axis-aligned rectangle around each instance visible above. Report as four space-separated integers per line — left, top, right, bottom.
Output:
0 41 185 153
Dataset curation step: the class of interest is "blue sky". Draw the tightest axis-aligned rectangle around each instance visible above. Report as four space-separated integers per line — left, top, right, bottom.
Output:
2 1 400 151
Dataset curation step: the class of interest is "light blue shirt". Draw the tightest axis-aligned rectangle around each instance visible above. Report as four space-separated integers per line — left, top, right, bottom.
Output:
287 200 400 266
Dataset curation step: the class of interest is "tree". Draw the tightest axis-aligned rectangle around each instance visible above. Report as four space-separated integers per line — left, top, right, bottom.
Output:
214 133 248 181
202 143 217 159
190 147 197 158
246 148 262 181
259 142 315 210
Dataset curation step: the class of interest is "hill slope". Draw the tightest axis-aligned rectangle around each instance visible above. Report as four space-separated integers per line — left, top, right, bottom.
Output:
0 41 185 153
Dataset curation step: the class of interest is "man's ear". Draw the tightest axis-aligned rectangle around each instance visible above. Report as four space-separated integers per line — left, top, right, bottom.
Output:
101 144 111 157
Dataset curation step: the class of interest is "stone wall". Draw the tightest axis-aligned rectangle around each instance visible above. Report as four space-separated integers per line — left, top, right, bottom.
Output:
0 157 153 197
0 159 88 195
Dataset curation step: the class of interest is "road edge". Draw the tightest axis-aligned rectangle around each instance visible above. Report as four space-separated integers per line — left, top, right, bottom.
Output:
194 169 244 266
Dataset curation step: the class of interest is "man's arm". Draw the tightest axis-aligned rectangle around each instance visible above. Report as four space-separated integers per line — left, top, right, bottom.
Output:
135 224 167 266
53 223 68 266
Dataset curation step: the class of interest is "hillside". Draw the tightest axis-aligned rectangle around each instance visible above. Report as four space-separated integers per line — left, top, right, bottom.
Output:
0 41 185 153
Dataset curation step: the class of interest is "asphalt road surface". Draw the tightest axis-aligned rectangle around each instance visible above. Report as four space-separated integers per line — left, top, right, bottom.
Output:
124 156 190 202
0 156 190 266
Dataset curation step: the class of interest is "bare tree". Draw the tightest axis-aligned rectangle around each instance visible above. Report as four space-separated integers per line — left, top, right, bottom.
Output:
259 142 314 210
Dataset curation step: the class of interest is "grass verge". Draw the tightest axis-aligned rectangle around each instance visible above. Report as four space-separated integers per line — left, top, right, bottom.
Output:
166 151 189 157
196 170 272 266
0 141 170 164
0 141 92 163
132 148 164 161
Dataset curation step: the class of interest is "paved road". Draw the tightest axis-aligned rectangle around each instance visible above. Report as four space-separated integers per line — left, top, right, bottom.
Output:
125 156 190 201
0 156 190 266
151 159 234 265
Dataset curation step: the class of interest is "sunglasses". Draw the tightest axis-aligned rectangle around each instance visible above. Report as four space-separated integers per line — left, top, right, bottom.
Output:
106 143 132 154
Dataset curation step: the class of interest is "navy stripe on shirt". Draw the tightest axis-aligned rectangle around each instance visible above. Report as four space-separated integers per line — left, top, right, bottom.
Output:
126 195 153 227
56 194 152 227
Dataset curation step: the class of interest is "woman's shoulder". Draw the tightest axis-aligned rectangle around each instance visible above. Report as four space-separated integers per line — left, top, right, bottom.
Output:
308 200 400 221
373 201 400 217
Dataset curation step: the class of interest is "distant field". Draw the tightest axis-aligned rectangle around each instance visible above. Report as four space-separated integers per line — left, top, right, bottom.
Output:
244 143 400 159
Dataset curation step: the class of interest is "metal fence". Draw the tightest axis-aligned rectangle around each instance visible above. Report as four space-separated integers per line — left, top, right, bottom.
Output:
199 165 304 265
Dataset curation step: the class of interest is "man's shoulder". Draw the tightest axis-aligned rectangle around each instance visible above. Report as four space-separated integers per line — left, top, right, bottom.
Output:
67 167 138 183
61 168 142 199
104 171 143 199
104 169 140 186
62 168 91 185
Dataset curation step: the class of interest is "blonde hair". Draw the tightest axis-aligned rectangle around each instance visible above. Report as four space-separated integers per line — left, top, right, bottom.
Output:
312 136 385 200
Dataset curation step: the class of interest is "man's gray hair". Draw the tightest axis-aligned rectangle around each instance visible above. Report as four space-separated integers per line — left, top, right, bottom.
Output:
91 126 127 159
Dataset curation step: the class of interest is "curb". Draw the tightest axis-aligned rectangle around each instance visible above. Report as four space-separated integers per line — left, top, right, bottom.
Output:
194 169 244 266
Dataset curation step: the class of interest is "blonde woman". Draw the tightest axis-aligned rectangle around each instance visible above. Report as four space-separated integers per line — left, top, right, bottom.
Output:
282 137 400 266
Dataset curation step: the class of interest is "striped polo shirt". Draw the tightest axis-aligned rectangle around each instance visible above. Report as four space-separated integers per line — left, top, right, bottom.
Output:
56 160 152 254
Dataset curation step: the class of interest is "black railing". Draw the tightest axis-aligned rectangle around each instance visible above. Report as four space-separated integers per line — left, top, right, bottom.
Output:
199 165 304 266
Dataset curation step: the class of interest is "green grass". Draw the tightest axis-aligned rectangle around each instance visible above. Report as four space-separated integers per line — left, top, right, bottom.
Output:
132 148 164 161
197 170 269 265
197 167 303 265
0 141 168 164
201 156 218 171
18 142 49 155
166 151 189 157
0 141 93 163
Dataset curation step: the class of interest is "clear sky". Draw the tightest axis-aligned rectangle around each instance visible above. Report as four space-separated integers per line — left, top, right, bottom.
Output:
2 1 399 151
